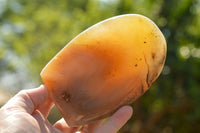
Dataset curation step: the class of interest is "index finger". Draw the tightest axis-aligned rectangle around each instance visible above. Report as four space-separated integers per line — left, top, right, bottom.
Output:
95 106 133 133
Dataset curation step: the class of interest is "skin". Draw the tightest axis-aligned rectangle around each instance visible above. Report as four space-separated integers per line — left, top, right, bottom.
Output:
0 85 133 133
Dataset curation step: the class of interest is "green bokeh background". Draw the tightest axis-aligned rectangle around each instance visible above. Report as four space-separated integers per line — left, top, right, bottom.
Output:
0 0 200 132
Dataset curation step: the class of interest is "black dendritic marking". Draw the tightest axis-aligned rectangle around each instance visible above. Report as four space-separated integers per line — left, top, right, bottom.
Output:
143 53 150 88
152 52 156 60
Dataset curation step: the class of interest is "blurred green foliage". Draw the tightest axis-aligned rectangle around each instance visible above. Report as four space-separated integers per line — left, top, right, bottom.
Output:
0 0 200 132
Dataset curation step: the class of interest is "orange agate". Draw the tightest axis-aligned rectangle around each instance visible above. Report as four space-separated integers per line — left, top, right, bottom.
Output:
40 14 167 126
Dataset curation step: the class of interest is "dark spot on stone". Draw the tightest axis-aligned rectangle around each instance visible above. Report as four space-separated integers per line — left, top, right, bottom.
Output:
135 64 138 67
144 41 147 43
108 71 111 75
152 53 156 60
139 58 142 61
97 40 101 45
61 92 71 102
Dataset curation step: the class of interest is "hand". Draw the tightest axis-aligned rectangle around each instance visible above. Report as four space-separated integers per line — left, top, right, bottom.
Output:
0 85 133 133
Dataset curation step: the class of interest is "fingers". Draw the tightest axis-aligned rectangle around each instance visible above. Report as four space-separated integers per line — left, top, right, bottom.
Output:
20 85 49 114
2 85 49 114
38 96 54 117
79 120 104 133
54 118 80 133
54 106 132 133
32 110 62 133
95 106 133 133
54 119 104 133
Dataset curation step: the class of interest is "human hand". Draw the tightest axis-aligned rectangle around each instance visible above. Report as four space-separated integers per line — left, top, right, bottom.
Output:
0 85 133 133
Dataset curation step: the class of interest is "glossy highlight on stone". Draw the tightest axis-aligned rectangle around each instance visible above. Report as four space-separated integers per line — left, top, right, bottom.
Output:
40 14 167 127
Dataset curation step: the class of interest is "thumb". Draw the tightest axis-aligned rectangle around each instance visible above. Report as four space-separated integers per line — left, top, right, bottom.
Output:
2 85 49 114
